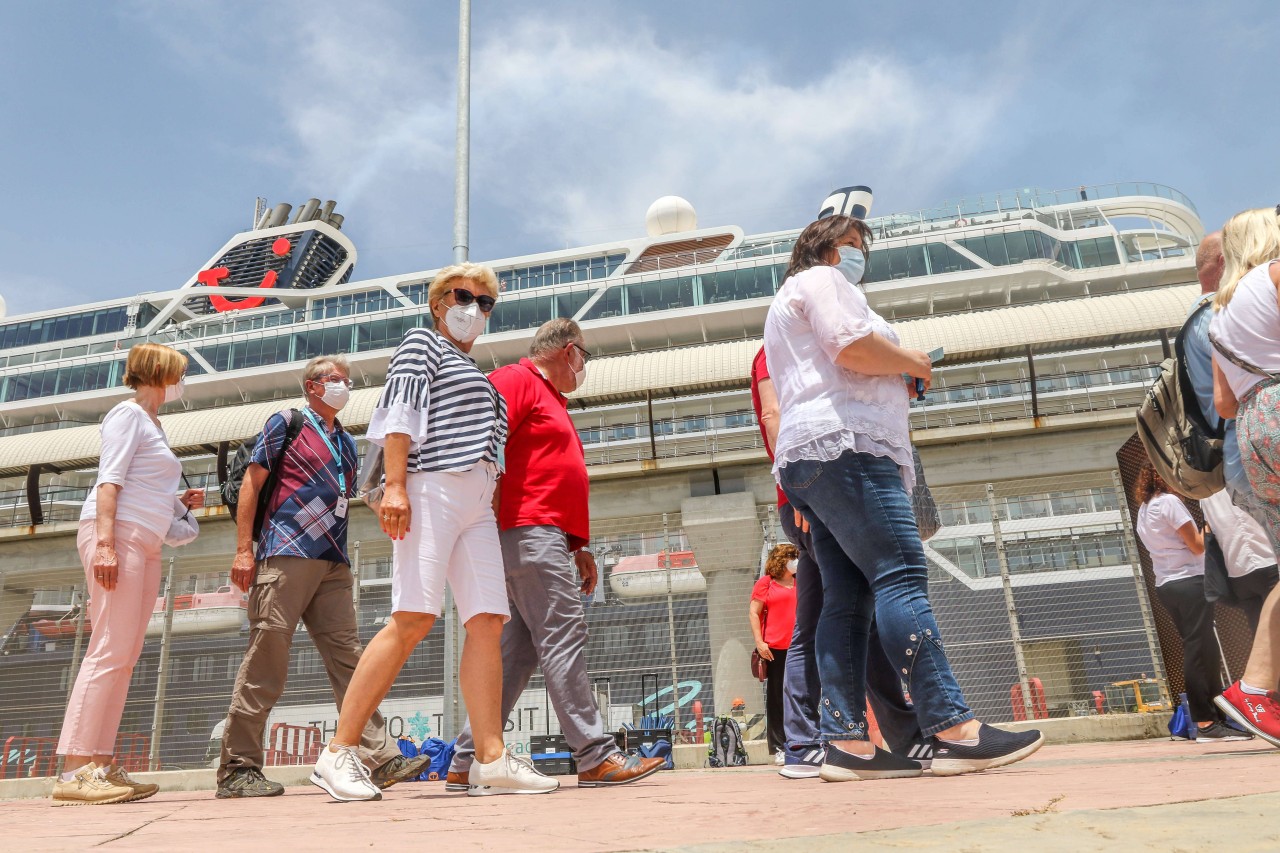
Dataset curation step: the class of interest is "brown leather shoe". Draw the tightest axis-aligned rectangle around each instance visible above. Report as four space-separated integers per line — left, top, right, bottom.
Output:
576 753 665 787
444 770 469 793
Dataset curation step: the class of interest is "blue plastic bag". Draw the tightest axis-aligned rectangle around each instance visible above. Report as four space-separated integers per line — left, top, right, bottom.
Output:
418 737 457 781
1168 692 1193 740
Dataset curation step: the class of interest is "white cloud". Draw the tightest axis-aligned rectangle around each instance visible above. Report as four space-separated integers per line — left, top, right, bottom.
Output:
130 2 1020 269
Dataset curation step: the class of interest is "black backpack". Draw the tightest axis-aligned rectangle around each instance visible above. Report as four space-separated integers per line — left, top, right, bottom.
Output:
221 409 305 540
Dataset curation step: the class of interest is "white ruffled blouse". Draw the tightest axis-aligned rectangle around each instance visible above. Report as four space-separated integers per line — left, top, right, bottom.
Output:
763 264 915 492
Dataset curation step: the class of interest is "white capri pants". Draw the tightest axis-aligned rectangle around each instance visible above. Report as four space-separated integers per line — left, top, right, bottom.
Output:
391 463 510 625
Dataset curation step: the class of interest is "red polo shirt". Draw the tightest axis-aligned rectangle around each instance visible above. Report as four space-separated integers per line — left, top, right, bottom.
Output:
489 358 590 550
749 346 787 508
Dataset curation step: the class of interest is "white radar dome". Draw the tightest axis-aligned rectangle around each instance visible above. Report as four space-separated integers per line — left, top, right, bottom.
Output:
645 196 697 237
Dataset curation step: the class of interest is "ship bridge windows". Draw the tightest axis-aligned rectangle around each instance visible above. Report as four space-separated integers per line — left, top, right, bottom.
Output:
310 290 397 320
581 263 783 322
0 359 122 403
497 254 626 293
955 232 1120 270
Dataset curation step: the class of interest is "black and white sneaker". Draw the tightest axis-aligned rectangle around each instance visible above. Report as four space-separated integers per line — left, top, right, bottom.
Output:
818 744 923 782
899 737 936 770
1194 721 1253 742
779 745 825 779
931 724 1044 777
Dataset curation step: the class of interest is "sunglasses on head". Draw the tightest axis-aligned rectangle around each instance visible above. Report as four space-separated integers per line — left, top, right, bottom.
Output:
451 288 496 313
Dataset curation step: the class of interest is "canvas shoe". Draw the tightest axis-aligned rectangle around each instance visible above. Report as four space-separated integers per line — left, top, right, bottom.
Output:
51 763 135 806
819 744 923 782
310 745 382 802
899 737 936 770
931 724 1044 776
104 764 159 802
778 745 825 779
469 750 559 796
773 748 785 766
1216 681 1280 748
1194 721 1253 742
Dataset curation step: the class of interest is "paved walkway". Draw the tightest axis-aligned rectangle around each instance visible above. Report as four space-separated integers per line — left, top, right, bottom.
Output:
8 739 1280 851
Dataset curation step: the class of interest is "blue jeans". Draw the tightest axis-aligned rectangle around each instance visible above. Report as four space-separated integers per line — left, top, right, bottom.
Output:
779 509 922 751
780 450 973 740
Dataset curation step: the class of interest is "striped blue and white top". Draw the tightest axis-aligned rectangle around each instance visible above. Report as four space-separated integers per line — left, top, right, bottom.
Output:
367 328 508 473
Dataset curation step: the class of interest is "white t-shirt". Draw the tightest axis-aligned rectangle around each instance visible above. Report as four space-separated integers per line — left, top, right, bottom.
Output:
1136 492 1205 586
1209 260 1280 400
763 265 914 492
1199 489 1277 578
81 400 182 534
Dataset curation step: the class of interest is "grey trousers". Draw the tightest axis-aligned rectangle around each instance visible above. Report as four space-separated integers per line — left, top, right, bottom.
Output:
452 525 618 773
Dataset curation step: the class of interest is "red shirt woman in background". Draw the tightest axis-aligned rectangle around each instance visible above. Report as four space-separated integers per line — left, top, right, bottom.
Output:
750 543 798 761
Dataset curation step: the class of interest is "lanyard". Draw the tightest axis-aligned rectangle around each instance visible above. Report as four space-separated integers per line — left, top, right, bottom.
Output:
303 407 346 494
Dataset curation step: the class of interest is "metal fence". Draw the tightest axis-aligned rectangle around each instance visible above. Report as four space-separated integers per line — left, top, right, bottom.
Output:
0 470 1175 778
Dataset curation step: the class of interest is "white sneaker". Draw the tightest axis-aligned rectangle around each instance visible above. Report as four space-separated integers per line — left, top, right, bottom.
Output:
310 745 382 802
469 750 560 796
773 749 785 766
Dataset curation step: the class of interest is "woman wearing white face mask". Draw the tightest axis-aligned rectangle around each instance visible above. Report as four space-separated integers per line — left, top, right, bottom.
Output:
315 263 559 800
750 543 799 763
52 343 204 805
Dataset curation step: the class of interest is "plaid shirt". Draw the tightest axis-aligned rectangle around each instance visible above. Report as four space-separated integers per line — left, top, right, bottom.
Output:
252 408 357 564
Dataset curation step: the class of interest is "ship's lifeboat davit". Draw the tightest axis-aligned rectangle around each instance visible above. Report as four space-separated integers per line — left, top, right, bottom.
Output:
608 551 706 600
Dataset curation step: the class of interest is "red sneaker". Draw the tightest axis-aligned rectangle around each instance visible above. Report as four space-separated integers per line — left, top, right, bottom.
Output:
1215 681 1280 747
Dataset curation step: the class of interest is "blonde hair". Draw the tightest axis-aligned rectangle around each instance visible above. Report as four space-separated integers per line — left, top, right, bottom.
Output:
426 263 500 320
1214 208 1280 311
122 343 187 390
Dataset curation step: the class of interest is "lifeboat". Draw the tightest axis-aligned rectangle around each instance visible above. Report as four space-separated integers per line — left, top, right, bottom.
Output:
31 587 247 639
608 551 706 600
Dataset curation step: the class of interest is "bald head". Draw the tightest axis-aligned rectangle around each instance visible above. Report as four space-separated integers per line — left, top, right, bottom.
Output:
1196 231 1224 294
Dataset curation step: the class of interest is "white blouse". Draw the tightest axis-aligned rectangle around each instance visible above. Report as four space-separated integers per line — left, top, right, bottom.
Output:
1210 260 1280 400
81 400 183 534
1136 493 1205 586
763 265 914 491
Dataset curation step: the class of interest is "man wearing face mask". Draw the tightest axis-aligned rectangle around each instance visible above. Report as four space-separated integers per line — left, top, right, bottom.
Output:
448 319 666 789
216 355 429 798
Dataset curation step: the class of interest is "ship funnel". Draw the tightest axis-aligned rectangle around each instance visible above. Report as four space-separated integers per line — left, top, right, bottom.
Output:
817 185 874 221
292 198 321 224
266 203 293 228
319 200 336 222
328 213 344 229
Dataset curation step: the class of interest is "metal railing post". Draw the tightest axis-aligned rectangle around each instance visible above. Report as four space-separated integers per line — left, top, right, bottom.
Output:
1112 470 1171 705
149 557 178 771
986 484 1034 719
662 513 680 735
65 585 88 706
351 540 361 609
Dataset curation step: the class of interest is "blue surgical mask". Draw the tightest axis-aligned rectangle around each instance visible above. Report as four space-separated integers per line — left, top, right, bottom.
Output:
835 245 866 285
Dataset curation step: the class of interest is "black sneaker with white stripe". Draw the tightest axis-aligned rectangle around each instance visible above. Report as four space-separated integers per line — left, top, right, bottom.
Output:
899 737 936 770
818 744 923 782
930 724 1044 776
779 745 825 779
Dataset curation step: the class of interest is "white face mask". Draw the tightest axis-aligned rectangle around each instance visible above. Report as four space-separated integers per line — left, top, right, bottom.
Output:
163 378 185 404
570 347 587 391
444 302 486 343
318 381 350 411
786 559 798 573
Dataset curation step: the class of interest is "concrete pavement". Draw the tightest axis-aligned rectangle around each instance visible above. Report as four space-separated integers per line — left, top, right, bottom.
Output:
7 738 1279 851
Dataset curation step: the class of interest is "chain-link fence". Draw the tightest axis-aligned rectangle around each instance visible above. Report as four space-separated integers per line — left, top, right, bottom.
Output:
1 468 1177 778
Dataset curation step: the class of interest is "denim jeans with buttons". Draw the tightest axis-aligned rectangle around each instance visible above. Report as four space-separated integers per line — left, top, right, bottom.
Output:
779 449 973 741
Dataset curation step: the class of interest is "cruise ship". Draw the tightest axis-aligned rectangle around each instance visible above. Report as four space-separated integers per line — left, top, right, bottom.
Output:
0 182 1209 772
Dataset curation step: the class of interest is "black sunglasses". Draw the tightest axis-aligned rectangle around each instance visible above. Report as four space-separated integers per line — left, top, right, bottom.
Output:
451 288 496 313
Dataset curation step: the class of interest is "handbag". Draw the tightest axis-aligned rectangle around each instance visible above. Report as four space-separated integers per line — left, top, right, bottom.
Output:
357 444 386 516
911 446 942 541
751 589 769 682
164 497 199 547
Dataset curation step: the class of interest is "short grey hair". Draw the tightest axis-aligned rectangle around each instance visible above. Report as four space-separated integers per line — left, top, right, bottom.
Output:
529 318 583 358
303 354 350 383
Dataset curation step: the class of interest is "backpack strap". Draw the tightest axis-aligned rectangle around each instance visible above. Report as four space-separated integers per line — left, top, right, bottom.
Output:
1172 301 1225 439
254 408 306 540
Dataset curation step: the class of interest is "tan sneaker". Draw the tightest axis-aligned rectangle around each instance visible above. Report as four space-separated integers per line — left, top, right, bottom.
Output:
51 763 135 806
104 764 159 802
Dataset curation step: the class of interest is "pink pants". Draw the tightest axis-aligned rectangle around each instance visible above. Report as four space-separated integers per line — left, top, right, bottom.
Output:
57 520 163 757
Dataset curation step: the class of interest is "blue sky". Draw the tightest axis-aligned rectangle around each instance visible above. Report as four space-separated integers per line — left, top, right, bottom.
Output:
1 0 1277 317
